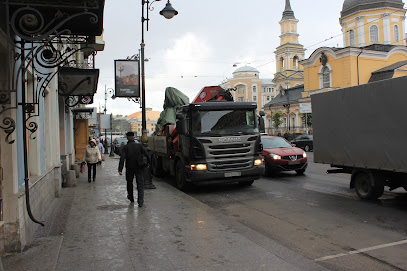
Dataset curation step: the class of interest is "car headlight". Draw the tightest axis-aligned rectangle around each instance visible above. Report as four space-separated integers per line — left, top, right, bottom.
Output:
303 152 307 158
190 164 207 171
269 153 281 160
254 158 264 166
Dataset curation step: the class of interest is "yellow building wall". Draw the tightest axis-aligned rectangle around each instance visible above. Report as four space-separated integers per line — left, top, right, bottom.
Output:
303 50 407 98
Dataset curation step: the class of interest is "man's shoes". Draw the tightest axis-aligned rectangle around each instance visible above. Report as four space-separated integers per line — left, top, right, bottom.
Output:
88 179 91 183
138 204 143 207
127 195 134 203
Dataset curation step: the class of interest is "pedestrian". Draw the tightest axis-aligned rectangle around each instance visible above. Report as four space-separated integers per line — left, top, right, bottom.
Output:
118 131 149 207
96 139 105 165
83 139 101 183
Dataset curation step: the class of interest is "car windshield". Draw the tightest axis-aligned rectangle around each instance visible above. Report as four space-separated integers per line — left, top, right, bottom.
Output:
191 109 258 136
262 137 292 149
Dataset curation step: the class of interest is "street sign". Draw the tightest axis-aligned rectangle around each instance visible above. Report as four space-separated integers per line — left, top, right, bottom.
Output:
300 103 312 113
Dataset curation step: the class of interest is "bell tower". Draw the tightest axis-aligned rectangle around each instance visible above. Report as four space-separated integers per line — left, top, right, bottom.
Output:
273 0 305 90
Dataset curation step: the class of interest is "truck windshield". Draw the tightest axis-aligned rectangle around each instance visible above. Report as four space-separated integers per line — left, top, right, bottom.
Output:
191 109 258 136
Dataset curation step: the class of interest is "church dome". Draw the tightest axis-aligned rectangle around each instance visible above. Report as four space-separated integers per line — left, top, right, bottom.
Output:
342 0 404 17
232 65 260 74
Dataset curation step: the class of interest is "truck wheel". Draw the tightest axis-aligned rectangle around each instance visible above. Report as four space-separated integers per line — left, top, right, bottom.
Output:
175 161 189 191
304 145 310 152
354 172 384 200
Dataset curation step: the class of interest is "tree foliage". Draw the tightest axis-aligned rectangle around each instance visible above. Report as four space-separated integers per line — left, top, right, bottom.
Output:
272 113 282 129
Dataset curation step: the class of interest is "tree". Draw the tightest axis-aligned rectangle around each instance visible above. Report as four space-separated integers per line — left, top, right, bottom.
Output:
301 113 312 127
272 113 282 129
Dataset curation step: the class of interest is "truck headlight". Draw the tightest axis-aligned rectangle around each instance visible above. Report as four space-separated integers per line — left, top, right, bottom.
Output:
254 159 263 166
269 153 281 160
190 164 207 171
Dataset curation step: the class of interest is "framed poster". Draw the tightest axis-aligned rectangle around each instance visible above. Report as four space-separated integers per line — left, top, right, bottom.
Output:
114 60 140 97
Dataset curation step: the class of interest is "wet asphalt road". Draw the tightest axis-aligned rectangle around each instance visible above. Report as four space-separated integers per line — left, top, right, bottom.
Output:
168 153 407 271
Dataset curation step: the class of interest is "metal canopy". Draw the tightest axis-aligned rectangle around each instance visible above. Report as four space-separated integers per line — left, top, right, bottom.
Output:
1 0 105 38
58 67 99 96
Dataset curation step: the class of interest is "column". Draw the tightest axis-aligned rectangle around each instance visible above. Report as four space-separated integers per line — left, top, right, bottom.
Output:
341 23 346 46
383 13 391 44
402 16 406 42
356 16 365 46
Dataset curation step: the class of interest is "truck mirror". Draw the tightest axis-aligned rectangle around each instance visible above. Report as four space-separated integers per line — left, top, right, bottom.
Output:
258 114 265 133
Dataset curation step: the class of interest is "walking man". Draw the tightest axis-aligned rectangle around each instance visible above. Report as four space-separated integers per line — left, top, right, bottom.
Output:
118 132 149 207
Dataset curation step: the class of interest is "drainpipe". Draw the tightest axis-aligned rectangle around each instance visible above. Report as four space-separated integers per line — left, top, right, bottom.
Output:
357 48 363 85
20 40 44 227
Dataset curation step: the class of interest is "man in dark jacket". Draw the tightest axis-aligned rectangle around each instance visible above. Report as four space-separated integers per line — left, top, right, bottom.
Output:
118 132 149 207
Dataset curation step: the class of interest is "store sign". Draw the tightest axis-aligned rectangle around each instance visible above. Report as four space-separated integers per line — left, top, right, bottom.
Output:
299 103 312 113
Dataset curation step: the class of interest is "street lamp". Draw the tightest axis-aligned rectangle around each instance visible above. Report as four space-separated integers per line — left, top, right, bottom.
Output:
140 0 178 144
106 87 115 157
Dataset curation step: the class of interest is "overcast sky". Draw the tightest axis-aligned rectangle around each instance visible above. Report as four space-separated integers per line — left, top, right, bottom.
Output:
93 0 346 116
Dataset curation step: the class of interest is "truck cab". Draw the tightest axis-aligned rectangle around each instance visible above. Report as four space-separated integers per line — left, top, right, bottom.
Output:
149 101 265 190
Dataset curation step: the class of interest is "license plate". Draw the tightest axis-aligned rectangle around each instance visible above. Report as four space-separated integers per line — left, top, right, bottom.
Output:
224 172 241 177
288 161 300 165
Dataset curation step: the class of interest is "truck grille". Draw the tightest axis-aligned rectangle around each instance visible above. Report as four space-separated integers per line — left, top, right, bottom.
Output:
208 158 253 172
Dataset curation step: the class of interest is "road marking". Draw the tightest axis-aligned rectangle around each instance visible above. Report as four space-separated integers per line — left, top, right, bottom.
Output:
315 239 407 262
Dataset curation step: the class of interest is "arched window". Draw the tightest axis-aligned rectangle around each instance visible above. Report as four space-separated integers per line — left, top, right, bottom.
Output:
322 66 331 88
280 57 284 70
253 85 257 93
394 25 400 42
370 25 379 42
349 29 355 46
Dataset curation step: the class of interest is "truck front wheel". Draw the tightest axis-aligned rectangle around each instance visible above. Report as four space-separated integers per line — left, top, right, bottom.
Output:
354 172 384 200
175 161 189 191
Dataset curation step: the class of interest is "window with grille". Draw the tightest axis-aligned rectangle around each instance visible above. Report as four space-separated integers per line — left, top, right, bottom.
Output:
370 25 379 42
322 66 331 88
394 25 400 42
238 87 244 94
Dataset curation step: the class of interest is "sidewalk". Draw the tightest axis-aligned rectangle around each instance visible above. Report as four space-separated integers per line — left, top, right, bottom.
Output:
3 157 327 271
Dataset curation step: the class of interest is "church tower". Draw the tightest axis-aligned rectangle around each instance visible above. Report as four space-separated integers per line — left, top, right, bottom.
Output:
273 0 305 91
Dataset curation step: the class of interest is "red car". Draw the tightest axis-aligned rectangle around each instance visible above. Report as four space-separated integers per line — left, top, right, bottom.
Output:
261 136 308 175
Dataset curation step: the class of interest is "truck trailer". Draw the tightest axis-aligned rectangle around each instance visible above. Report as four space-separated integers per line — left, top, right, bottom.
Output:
311 76 407 200
148 87 265 190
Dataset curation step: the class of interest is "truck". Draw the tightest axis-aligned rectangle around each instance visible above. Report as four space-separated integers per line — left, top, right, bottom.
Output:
148 86 265 190
311 76 407 200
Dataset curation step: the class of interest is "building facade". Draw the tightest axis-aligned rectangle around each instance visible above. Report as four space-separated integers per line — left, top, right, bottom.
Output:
0 1 105 252
126 108 160 137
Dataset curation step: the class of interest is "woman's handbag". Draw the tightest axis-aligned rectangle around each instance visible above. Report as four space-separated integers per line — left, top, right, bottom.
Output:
102 154 105 161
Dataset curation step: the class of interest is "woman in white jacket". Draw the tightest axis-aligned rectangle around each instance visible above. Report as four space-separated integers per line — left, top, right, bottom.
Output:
83 139 101 182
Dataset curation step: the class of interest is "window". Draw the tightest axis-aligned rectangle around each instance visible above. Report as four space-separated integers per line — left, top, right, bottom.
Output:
266 96 270 101
370 25 379 42
322 66 331 88
253 85 257 93
293 56 299 69
253 96 257 102
280 57 284 70
349 29 355 46
238 97 244 102
238 87 244 94
394 25 400 42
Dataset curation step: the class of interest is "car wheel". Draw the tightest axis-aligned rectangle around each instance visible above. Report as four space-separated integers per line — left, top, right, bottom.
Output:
304 145 310 152
265 163 273 176
239 180 254 186
175 161 189 191
354 172 384 200
295 169 305 175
